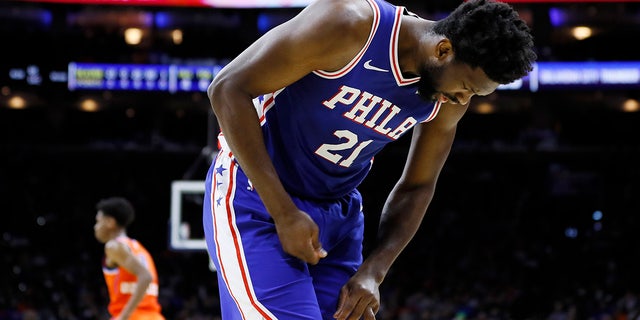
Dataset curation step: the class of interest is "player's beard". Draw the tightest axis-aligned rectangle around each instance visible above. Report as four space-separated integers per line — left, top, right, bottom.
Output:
416 63 444 102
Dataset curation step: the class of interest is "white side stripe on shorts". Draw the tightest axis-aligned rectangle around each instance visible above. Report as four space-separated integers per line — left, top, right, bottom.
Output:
209 151 277 320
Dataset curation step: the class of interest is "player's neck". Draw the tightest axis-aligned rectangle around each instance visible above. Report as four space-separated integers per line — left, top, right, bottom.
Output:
397 17 434 77
109 229 127 241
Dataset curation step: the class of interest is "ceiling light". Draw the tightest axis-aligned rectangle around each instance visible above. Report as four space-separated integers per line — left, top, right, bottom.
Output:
571 26 592 40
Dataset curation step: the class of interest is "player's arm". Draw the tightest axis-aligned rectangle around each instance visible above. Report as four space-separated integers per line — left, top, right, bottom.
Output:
207 0 370 264
368 101 468 281
105 240 153 320
334 101 469 320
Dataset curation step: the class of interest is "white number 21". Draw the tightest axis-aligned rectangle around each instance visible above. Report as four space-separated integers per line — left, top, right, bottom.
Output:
314 130 373 168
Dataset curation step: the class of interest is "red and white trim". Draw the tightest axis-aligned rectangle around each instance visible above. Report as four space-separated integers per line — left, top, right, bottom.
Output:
209 153 277 320
313 0 381 79
422 100 442 123
390 7 420 87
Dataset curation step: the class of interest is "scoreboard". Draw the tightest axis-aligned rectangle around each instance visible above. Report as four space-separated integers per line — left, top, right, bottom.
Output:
3 61 640 93
497 61 640 92
67 63 223 93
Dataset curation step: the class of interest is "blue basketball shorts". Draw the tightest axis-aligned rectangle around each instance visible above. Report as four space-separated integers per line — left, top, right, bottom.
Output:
203 149 365 320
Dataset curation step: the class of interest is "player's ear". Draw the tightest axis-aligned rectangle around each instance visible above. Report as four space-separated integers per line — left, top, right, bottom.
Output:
104 216 117 228
434 38 453 62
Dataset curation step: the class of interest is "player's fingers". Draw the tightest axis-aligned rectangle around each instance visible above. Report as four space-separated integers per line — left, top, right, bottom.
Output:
310 225 327 259
333 287 347 319
302 238 321 264
333 287 357 320
363 307 376 320
312 240 327 259
372 300 380 315
345 297 371 320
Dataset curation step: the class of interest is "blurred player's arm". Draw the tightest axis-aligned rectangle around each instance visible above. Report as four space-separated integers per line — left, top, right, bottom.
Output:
105 240 153 320
334 101 469 319
207 0 370 264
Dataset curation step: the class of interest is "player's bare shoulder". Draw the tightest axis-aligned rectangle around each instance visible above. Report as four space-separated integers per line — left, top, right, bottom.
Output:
306 0 374 39
105 238 130 259
297 0 374 70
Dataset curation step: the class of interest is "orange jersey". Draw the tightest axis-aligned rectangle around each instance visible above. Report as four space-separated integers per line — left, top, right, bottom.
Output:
102 236 164 319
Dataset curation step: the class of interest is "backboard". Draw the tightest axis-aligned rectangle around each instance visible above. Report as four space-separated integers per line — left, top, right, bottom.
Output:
169 180 207 251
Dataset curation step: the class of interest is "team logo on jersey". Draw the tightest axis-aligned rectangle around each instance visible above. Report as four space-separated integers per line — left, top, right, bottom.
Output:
363 59 389 73
322 85 417 140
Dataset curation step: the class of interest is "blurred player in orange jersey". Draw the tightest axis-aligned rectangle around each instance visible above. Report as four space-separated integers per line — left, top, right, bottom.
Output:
93 197 165 320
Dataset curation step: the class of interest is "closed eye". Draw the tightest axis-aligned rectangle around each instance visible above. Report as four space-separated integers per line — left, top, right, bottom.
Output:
444 93 460 104
463 82 477 95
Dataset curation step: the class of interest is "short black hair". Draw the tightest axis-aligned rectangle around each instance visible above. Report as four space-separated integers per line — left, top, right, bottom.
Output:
432 0 537 84
96 197 135 228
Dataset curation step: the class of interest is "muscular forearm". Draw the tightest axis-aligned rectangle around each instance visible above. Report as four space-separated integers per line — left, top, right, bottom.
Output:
359 183 435 283
357 113 460 282
209 80 328 264
209 83 297 220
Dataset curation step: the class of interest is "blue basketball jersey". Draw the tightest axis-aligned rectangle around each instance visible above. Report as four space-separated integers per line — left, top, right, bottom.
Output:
244 0 441 200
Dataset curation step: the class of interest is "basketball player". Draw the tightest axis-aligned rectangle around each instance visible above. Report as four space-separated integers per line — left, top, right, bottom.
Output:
203 0 536 319
93 197 165 320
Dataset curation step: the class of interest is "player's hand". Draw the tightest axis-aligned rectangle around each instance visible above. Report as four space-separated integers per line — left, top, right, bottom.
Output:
274 209 327 264
333 272 380 320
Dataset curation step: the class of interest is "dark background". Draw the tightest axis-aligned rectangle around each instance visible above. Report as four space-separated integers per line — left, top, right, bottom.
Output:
1 0 640 319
